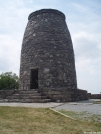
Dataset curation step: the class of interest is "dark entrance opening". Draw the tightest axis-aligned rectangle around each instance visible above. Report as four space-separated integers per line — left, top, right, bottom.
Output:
30 69 38 89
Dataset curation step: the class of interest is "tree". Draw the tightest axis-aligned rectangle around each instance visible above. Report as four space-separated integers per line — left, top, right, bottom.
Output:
0 72 19 90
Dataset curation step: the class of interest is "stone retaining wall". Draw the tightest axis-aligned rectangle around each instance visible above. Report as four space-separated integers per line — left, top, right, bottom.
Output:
87 93 91 99
42 88 88 102
0 90 15 99
90 94 101 99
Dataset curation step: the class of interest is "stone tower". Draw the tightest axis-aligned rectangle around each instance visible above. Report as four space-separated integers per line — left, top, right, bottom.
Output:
19 9 77 90
19 9 88 102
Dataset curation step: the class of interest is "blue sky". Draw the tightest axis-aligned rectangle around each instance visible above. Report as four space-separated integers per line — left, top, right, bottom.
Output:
0 0 101 94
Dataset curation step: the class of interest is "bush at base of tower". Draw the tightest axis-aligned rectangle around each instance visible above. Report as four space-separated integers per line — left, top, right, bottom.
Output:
0 72 19 90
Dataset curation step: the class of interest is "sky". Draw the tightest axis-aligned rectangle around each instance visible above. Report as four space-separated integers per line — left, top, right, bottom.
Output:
0 0 101 94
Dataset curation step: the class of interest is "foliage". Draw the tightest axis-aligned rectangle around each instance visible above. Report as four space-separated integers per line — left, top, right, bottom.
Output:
0 72 19 90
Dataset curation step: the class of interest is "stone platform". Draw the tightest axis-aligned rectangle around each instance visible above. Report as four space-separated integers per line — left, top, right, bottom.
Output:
42 88 88 102
0 88 88 103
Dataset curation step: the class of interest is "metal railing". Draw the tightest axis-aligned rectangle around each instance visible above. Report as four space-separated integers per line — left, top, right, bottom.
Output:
35 79 43 95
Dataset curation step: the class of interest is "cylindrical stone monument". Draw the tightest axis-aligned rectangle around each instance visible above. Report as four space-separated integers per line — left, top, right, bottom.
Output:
19 9 77 90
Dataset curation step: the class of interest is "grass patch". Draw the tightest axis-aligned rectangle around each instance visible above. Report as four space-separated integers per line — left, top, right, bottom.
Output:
0 106 101 134
93 100 101 104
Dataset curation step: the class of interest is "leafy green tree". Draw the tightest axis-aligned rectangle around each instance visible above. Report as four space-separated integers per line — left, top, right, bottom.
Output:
0 72 19 90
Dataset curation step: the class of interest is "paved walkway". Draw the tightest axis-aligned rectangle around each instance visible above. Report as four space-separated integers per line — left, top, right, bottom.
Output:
0 102 63 108
54 99 101 115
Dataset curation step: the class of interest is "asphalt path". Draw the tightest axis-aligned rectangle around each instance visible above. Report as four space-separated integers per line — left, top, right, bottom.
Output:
54 99 101 115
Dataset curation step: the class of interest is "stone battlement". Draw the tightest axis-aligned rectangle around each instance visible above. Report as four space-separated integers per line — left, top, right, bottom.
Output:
28 9 65 20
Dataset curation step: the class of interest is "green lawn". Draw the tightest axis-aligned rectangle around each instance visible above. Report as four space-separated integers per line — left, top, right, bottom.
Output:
0 106 101 134
93 100 101 104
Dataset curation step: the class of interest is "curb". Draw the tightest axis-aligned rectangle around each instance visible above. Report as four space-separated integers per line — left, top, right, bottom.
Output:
50 108 76 120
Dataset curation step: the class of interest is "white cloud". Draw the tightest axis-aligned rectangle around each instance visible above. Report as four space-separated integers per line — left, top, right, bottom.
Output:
73 32 101 60
72 2 88 12
73 31 101 93
0 34 21 75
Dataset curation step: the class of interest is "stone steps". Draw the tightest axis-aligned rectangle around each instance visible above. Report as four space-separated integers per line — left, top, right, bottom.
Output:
2 98 51 103
7 95 47 99
17 89 38 94
6 93 42 97
0 89 51 103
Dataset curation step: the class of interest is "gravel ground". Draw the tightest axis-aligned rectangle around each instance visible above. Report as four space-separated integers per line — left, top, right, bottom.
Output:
0 102 63 108
54 99 101 115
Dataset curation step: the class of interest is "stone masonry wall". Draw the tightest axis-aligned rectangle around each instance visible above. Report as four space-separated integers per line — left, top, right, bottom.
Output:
90 94 101 99
0 90 15 99
42 88 88 102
